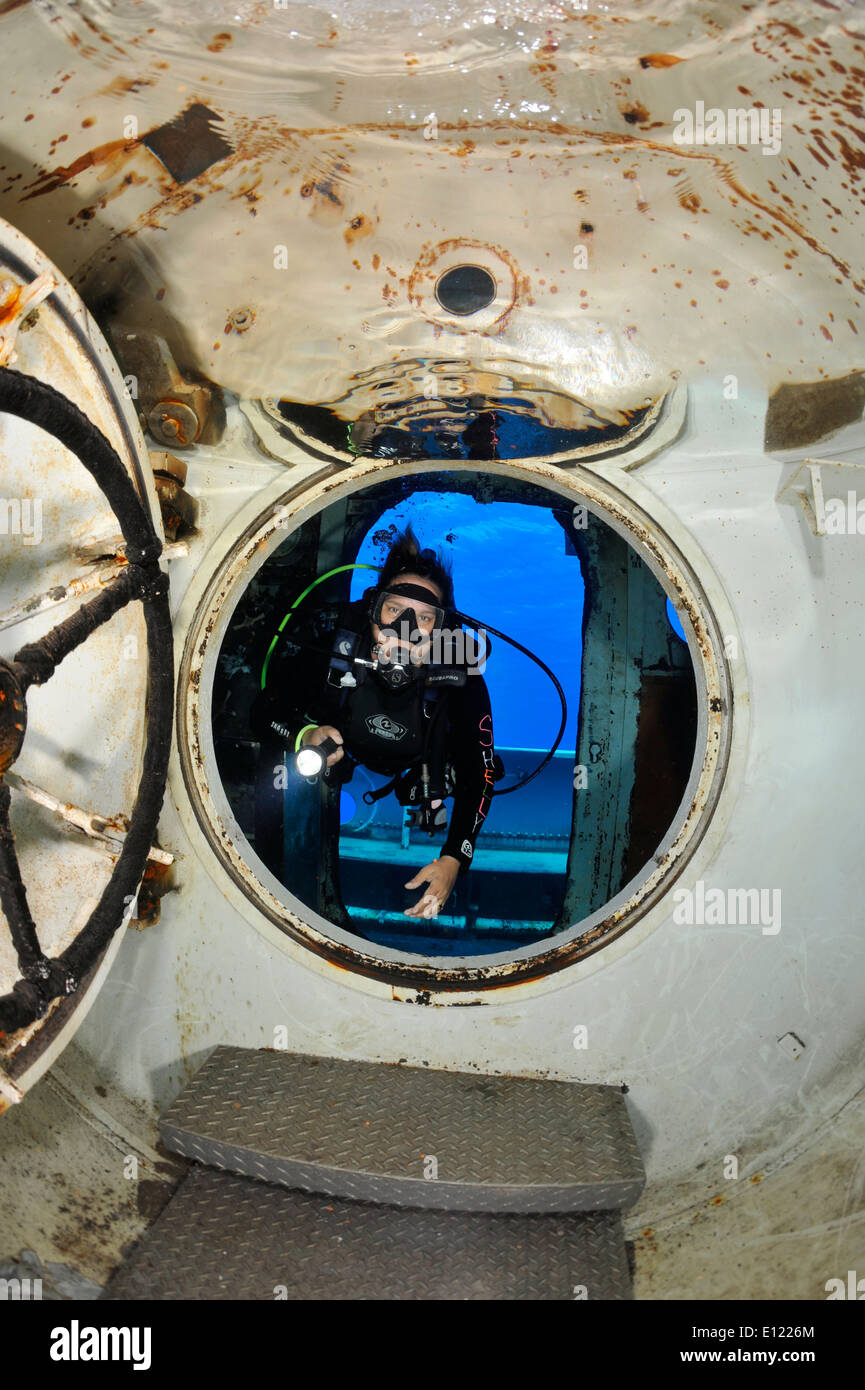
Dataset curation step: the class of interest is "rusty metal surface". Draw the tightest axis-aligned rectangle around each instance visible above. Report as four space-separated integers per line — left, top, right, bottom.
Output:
158 1045 646 1213
0 0 860 422
103 1164 634 1300
0 660 26 775
0 1041 187 1285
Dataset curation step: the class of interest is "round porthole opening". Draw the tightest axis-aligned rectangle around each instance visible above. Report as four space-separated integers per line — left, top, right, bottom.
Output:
178 459 734 993
434 264 497 316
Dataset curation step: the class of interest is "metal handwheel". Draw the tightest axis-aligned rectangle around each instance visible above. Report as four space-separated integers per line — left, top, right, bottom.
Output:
0 365 173 1036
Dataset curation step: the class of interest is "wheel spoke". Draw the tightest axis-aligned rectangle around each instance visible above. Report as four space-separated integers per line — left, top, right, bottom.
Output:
5 770 174 866
0 366 173 1038
0 778 45 975
11 564 151 689
0 542 187 634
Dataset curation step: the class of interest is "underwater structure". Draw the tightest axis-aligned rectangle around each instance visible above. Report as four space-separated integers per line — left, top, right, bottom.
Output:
0 0 863 1303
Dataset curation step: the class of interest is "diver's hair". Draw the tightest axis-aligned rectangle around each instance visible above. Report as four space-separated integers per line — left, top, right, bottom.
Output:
376 523 455 611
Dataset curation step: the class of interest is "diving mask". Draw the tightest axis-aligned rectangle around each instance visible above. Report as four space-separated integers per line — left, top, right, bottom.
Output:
372 585 445 657
369 583 446 687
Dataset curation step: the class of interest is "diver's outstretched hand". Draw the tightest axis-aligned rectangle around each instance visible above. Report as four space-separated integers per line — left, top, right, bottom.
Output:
404 855 460 919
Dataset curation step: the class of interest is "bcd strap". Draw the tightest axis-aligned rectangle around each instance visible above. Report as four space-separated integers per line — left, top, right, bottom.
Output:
326 625 362 686
362 776 401 806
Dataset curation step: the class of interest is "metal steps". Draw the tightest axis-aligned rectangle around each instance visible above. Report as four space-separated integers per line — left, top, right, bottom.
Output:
158 1046 644 1213
103 1166 634 1300
103 1047 645 1300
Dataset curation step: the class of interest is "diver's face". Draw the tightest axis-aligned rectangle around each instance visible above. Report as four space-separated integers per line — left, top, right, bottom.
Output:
372 573 443 664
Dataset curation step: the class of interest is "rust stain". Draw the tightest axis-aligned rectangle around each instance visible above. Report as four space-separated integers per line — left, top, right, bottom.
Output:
527 59 558 98
639 53 684 69
98 75 154 98
21 137 140 201
298 158 352 225
408 236 524 334
344 213 374 244
77 5 129 58
207 32 233 53
225 307 255 334
622 103 650 125
0 282 24 329
587 128 863 291
229 177 261 210
62 98 858 292
678 189 702 213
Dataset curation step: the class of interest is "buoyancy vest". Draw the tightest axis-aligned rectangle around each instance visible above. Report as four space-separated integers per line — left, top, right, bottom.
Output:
340 672 428 774
318 613 460 805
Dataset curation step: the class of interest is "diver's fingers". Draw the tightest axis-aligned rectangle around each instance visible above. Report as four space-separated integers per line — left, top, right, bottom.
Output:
403 891 441 919
309 724 343 766
313 725 342 745
404 866 433 889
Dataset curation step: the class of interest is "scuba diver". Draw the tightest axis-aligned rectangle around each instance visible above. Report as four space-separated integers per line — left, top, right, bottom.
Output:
250 524 568 930
250 527 504 921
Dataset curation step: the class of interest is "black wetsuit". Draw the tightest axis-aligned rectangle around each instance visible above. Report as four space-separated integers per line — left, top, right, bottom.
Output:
250 597 497 873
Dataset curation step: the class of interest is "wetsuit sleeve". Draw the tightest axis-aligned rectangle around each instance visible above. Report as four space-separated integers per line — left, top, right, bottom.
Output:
441 673 496 875
249 619 331 748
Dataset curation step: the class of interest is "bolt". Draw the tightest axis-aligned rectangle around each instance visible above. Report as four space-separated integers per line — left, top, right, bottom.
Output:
147 400 200 449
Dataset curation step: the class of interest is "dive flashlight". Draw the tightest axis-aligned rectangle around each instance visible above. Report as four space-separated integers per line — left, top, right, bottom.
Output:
295 735 340 778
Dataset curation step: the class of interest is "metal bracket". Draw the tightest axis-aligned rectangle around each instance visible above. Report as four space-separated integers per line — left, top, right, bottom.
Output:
105 324 224 448
776 456 865 536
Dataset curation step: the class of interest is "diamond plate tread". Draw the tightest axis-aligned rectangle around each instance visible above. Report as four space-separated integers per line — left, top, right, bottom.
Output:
158 1046 645 1214
103 1166 633 1300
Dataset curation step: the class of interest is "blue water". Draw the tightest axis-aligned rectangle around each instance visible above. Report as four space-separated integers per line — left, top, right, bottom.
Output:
666 597 687 642
350 492 584 754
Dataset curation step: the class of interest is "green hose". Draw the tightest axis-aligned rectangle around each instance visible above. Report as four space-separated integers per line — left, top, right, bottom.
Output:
259 562 380 691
